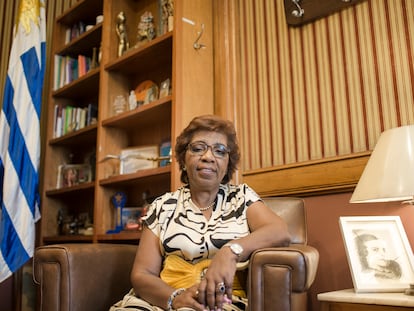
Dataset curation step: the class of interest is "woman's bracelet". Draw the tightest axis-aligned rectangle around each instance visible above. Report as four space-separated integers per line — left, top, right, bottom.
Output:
167 288 186 311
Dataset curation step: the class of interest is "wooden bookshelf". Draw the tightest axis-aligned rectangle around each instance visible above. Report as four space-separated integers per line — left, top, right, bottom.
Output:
40 0 214 245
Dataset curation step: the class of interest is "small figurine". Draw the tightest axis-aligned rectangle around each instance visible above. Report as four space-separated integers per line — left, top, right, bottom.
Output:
116 11 129 57
128 90 137 110
136 11 156 47
161 0 174 34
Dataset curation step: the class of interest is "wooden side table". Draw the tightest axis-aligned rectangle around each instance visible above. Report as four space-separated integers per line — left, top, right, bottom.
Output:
318 289 414 310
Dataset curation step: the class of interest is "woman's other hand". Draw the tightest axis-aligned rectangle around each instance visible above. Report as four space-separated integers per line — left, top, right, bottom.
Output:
172 284 205 311
196 246 238 310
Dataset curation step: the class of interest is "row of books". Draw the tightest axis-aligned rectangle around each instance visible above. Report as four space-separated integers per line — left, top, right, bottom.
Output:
53 53 97 90
65 16 103 45
53 103 98 138
65 21 89 44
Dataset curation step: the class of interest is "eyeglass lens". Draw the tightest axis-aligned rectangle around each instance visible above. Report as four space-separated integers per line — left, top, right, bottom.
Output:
188 141 229 158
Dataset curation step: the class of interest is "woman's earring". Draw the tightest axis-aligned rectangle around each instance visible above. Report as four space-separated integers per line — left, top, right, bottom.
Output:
182 166 187 171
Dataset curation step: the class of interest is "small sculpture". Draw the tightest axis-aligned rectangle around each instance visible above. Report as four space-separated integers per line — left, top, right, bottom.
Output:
116 11 129 57
136 11 156 47
161 0 174 34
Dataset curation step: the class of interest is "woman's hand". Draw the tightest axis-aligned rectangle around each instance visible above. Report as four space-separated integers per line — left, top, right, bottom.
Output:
196 247 237 310
172 285 205 311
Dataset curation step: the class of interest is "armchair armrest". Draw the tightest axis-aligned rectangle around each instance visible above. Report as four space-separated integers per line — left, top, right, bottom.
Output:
247 244 319 311
33 243 137 311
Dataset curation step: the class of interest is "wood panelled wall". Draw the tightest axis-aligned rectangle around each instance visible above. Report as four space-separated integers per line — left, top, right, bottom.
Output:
231 0 414 196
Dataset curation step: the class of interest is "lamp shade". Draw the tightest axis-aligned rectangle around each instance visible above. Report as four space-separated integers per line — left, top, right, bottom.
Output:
350 125 414 203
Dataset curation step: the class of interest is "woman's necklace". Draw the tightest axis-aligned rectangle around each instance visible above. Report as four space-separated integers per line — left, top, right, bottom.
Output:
190 198 216 211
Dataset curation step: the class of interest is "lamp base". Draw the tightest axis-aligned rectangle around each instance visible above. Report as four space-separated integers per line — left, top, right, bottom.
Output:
404 283 414 295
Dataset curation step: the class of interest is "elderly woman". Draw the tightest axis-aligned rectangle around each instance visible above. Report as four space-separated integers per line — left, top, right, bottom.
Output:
111 115 291 311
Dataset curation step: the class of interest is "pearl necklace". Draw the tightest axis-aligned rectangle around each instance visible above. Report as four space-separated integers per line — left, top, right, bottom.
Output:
190 198 216 211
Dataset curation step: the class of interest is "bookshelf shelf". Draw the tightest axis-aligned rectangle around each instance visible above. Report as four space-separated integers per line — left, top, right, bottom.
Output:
56 0 103 26
52 65 100 97
105 32 173 75
102 96 171 129
49 124 97 146
45 181 95 196
56 23 102 56
43 235 94 244
99 166 170 187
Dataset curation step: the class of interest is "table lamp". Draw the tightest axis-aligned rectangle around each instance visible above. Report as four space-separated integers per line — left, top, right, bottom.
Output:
350 124 414 295
350 125 414 204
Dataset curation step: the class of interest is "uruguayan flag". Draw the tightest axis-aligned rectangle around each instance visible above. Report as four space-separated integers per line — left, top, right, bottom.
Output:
0 0 46 283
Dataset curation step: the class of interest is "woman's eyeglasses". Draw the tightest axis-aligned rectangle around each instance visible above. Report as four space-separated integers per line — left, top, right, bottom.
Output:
187 141 230 158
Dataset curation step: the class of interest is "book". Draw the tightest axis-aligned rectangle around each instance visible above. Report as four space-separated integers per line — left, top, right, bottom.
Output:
160 140 171 166
87 103 98 125
64 105 74 134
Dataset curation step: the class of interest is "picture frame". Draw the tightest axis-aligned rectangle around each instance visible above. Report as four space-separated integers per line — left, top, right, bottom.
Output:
119 145 159 174
121 207 145 231
339 216 414 292
56 164 92 188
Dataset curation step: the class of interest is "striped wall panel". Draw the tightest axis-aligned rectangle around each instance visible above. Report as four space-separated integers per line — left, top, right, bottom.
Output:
238 0 414 172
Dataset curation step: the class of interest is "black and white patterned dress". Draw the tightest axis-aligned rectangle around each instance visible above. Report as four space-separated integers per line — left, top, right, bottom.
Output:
110 183 260 311
144 183 261 263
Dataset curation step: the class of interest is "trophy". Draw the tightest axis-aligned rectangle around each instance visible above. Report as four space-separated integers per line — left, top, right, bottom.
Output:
106 191 127 233
116 11 129 56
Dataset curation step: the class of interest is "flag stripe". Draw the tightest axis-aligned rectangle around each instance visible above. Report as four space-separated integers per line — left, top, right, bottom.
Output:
12 51 42 168
3 83 32 216
4 76 39 216
22 46 45 118
0 206 30 272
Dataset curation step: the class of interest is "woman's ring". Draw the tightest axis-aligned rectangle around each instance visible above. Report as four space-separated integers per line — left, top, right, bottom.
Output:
216 282 226 294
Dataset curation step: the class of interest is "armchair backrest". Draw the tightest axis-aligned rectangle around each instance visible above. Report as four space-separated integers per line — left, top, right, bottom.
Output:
262 197 307 245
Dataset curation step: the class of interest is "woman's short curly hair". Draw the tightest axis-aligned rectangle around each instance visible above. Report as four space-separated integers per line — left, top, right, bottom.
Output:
175 115 240 184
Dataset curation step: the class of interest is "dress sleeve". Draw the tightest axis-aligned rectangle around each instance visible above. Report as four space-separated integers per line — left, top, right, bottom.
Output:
141 196 162 237
243 183 262 207
140 190 181 238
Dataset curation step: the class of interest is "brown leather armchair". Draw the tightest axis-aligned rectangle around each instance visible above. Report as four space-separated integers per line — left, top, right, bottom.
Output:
33 197 319 311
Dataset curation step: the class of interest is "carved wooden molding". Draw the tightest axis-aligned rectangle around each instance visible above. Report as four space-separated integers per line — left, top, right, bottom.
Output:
284 0 368 26
242 152 370 197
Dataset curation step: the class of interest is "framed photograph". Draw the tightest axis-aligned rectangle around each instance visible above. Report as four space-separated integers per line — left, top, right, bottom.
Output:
339 216 414 292
122 207 145 231
119 145 159 174
57 164 92 188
